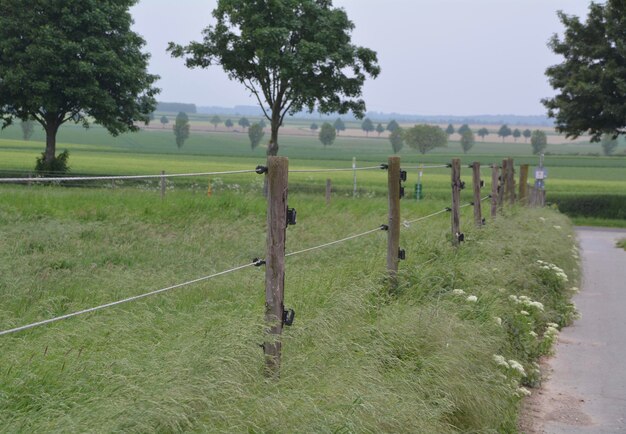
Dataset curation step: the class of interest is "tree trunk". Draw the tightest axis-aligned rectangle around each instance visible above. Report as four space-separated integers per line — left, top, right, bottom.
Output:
267 115 280 157
44 120 60 164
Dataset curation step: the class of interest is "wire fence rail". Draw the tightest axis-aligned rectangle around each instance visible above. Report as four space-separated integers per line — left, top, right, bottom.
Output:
1 155 542 378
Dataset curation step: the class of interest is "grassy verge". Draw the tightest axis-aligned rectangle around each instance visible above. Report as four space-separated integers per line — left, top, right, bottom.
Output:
617 239 626 250
0 186 579 432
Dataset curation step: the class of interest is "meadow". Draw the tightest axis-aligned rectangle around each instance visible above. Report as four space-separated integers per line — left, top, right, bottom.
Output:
0 120 620 431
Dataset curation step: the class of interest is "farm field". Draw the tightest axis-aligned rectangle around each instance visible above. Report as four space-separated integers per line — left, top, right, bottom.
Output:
0 119 608 431
0 183 579 432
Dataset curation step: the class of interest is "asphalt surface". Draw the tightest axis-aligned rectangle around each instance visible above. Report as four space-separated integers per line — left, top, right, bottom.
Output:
543 227 626 433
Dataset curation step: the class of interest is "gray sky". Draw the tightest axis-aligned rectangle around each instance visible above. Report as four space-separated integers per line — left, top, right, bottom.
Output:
130 0 593 116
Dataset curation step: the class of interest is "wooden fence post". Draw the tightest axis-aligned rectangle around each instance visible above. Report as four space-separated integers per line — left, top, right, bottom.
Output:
160 170 166 200
326 179 331 205
387 156 401 284
472 162 482 227
490 164 499 218
352 157 357 198
498 159 507 208
264 156 289 378
506 158 516 205
451 158 462 246
518 164 529 205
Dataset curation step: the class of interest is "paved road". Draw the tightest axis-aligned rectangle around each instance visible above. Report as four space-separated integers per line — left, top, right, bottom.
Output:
541 227 626 433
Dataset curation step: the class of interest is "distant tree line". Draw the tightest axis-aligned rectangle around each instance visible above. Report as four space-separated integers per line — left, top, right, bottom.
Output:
157 102 198 114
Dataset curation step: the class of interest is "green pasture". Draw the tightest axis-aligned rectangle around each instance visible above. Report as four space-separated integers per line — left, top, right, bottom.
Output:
0 184 579 432
1 122 625 227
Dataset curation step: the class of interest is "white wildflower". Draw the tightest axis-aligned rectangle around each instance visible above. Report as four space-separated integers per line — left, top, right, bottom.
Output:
547 323 559 328
529 301 544 311
539 217 546 222
517 387 532 397
494 317 502 326
509 295 519 303
508 360 526 376
529 331 538 338
570 286 579 293
520 310 530 316
498 287 506 293
553 225 562 230
467 295 478 303
493 355 509 368
452 289 466 295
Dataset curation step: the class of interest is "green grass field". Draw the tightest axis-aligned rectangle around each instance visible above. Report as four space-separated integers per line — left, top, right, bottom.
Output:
0 184 580 432
0 120 603 431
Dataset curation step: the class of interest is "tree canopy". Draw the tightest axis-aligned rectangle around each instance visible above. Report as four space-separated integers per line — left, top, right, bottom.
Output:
498 125 512 142
334 118 346 134
376 123 385 136
0 0 158 168
168 0 379 156
457 124 471 136
210 115 221 129
523 129 532 142
173 112 190 148
477 128 489 141
238 117 250 130
601 134 618 156
248 123 265 150
543 0 626 141
362 118 375 136
387 120 400 133
310 122 319 132
318 122 336 147
160 116 169 128
389 127 404 154
531 130 548 155
445 124 455 136
460 129 475 154
404 124 447 154
512 128 521 142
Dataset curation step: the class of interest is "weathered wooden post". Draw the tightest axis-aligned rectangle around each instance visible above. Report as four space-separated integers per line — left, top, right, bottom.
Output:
518 164 529 205
499 159 507 208
387 156 401 284
490 164 499 218
160 170 166 200
264 156 289 378
472 162 483 227
325 179 332 205
506 158 516 205
451 158 462 246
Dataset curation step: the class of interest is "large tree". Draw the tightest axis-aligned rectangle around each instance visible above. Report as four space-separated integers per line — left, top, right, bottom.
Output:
543 0 626 142
318 122 336 147
248 123 265 150
404 124 448 154
460 129 475 154
168 0 379 156
361 118 375 136
334 118 346 135
173 112 190 148
0 0 158 169
238 117 250 131
389 127 404 154
387 120 400 133
477 127 489 141
498 124 512 142
531 130 548 155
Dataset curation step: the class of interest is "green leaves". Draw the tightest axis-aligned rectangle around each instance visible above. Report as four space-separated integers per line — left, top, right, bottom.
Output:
168 0 379 155
543 0 626 141
0 0 159 163
404 125 448 155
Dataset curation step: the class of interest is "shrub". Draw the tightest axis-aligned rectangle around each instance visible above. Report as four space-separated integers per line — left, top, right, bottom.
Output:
35 150 70 175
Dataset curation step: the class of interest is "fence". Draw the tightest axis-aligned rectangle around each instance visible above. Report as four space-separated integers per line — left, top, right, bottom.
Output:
0 156 544 377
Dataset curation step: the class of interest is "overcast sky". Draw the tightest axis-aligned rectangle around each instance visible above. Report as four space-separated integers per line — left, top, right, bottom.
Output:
130 0 594 116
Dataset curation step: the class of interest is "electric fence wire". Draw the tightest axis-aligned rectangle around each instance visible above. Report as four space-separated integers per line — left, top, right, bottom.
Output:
0 261 259 337
403 208 450 226
285 225 386 258
288 165 383 173
0 168 259 184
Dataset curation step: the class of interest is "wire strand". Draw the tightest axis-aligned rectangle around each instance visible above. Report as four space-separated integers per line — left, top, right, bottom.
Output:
0 169 259 184
0 261 257 337
289 165 382 173
403 208 450 225
285 226 384 258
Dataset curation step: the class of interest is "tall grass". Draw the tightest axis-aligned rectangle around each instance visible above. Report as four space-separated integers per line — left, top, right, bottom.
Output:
0 186 578 432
